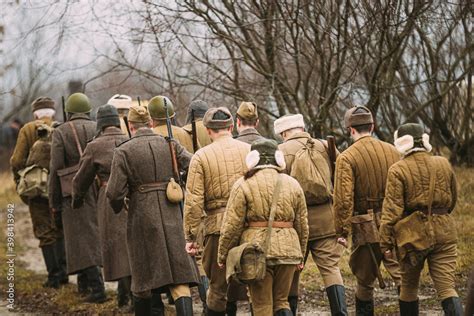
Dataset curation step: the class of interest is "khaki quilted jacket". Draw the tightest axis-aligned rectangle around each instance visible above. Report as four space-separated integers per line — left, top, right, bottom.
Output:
183 119 212 148
218 167 308 265
153 123 195 154
333 135 400 238
184 135 250 241
379 151 457 251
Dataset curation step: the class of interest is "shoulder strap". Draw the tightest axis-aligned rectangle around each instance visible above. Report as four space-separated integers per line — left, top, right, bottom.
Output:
69 122 83 156
263 175 283 255
427 163 436 216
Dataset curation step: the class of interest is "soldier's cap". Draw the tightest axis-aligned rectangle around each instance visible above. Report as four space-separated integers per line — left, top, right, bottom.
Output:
31 97 55 112
96 104 120 133
273 114 305 135
108 94 132 110
127 105 151 123
185 100 209 124
237 101 258 121
344 106 374 128
246 138 285 170
203 107 234 130
394 123 432 155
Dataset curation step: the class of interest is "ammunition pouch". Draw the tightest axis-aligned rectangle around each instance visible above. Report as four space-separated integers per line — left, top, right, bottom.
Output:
226 242 266 285
350 209 381 248
394 211 435 261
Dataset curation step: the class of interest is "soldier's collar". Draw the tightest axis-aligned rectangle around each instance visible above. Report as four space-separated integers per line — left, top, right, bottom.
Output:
286 131 311 141
134 128 155 136
102 126 124 136
69 113 91 121
238 127 259 136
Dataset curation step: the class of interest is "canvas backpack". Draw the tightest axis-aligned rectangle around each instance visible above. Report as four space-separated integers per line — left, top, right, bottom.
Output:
290 138 332 205
17 122 54 199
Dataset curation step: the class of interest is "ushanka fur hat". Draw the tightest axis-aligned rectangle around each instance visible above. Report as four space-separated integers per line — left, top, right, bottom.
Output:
246 138 286 170
394 123 432 156
274 114 305 135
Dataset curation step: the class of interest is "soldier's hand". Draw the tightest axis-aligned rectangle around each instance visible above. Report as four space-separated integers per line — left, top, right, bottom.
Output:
218 263 225 269
297 263 304 271
383 250 393 260
337 237 348 248
71 197 84 209
185 242 199 256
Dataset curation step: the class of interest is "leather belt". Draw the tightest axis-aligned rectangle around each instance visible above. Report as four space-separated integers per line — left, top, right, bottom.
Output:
247 221 293 228
207 207 226 216
413 208 450 216
131 182 168 193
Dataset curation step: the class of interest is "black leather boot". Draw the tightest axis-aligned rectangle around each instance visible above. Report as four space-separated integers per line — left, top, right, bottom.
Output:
135 296 152 316
118 276 132 307
441 297 463 316
355 297 374 316
226 301 237 316
275 308 292 315
399 299 419 316
326 285 348 316
77 270 89 295
41 244 60 288
151 292 165 316
198 276 209 313
288 296 298 316
54 237 68 285
206 309 225 316
175 296 193 316
84 266 107 303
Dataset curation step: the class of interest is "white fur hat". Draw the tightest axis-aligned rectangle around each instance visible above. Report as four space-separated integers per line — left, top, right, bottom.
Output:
274 114 305 135
108 94 132 110
394 123 432 156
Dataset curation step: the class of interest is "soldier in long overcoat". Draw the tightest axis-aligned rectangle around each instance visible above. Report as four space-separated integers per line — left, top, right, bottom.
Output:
275 114 348 315
333 106 401 315
379 123 463 315
106 106 199 316
48 93 105 303
72 105 131 308
10 97 66 288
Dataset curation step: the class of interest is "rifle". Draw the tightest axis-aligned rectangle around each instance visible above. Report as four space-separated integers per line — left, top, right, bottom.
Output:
164 98 183 199
326 135 337 184
137 96 142 107
122 116 132 138
191 109 198 153
61 96 67 122
368 243 386 289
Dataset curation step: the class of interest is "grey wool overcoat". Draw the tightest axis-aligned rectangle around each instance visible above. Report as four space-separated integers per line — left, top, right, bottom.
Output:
48 113 102 274
72 126 131 281
106 128 200 294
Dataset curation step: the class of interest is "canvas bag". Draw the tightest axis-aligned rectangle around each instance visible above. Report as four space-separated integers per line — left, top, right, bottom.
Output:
57 122 83 197
394 167 436 261
350 209 381 247
226 175 283 284
16 123 53 199
290 138 332 205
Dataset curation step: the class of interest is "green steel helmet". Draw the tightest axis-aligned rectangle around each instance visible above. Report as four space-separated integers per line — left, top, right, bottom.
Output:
148 96 175 120
65 93 91 113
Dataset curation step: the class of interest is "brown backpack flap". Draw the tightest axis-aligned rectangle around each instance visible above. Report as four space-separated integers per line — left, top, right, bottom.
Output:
57 122 83 198
394 166 436 261
226 175 283 284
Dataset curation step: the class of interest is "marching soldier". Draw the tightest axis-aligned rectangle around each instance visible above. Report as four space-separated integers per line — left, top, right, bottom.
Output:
184 107 250 316
234 101 264 144
107 94 133 136
379 123 463 315
218 138 309 315
148 96 196 153
106 105 199 316
182 100 212 147
49 93 105 303
333 106 401 315
72 105 132 309
274 114 348 315
10 97 67 288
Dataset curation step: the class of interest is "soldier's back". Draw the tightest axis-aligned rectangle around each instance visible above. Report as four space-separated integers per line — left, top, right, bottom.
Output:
56 117 96 167
340 136 400 212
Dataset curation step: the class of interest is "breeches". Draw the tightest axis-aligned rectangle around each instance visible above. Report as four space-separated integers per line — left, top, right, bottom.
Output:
133 284 190 300
28 197 59 247
400 242 458 302
249 265 296 316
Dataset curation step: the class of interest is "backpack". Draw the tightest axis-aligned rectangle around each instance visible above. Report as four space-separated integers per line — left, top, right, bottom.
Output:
17 122 53 199
290 138 332 205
